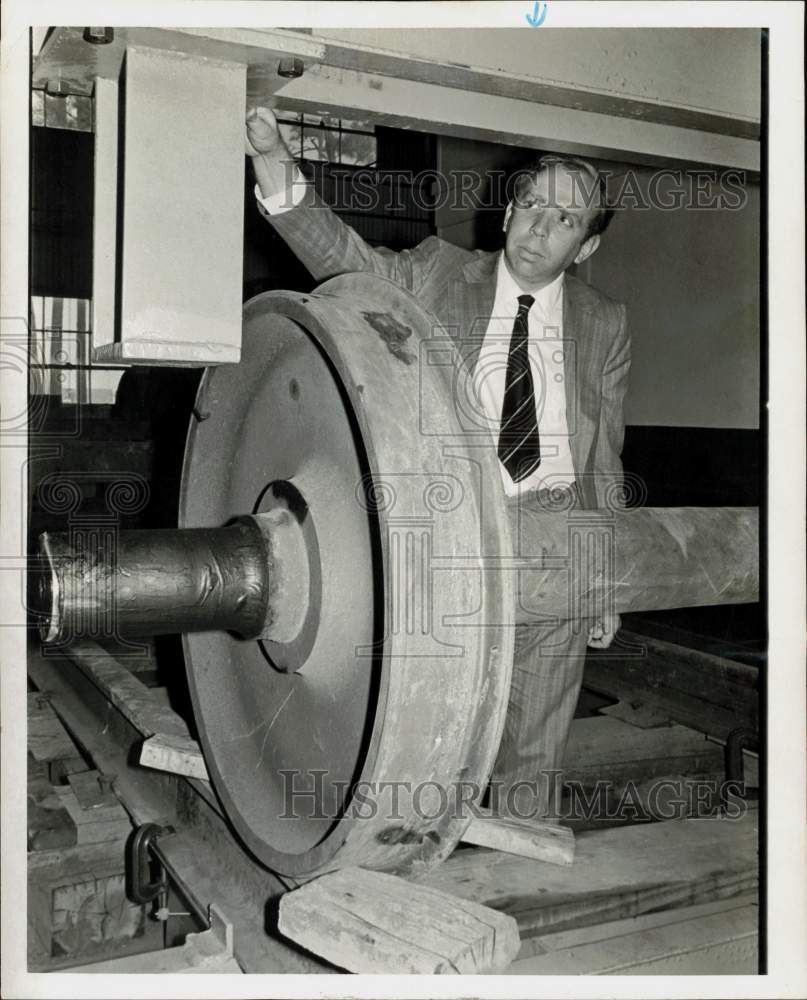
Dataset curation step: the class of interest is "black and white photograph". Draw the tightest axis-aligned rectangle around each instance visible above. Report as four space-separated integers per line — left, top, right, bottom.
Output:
1 2 804 996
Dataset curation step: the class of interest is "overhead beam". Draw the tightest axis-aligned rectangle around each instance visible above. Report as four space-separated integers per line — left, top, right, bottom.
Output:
31 26 325 92
308 27 761 141
33 26 759 171
268 63 759 171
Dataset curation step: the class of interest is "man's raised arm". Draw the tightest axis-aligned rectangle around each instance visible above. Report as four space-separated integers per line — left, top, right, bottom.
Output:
246 106 441 292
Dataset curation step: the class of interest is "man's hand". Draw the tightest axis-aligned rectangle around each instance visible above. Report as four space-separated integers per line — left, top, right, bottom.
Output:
245 106 286 158
246 106 299 202
587 613 621 649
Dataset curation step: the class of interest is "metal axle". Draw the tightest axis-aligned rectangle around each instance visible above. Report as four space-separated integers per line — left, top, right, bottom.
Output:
36 505 758 644
37 507 314 650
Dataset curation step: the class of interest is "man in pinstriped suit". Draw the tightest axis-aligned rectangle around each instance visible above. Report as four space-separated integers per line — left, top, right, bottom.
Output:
246 108 630 819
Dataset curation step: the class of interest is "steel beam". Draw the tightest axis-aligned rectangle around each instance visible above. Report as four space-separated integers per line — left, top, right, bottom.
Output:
33 26 759 170
268 62 759 171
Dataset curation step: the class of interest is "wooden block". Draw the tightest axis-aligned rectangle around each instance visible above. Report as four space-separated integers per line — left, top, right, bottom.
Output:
140 732 209 781
461 808 574 866
68 769 115 810
278 867 521 974
53 783 131 846
27 693 87 783
28 770 77 851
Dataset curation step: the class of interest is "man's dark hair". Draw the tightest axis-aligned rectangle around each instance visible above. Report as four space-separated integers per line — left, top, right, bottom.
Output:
514 153 614 241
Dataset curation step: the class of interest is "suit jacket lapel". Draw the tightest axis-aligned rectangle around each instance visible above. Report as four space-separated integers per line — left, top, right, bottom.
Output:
444 251 498 375
563 275 599 507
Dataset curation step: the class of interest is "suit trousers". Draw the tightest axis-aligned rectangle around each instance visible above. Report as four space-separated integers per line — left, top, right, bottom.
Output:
489 483 591 820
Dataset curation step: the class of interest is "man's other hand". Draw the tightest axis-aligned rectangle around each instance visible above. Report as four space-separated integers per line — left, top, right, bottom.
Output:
587 613 621 649
246 106 284 157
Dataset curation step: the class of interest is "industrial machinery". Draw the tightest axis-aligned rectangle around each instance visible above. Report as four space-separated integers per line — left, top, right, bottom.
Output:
35 273 759 880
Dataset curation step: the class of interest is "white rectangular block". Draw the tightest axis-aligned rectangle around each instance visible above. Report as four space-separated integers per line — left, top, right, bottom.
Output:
104 44 246 366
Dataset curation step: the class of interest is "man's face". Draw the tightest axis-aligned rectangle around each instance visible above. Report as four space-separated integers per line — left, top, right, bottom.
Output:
503 164 601 290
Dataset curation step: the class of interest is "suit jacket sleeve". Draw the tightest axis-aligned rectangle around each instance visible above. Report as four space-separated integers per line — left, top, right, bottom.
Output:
263 186 443 294
593 304 631 508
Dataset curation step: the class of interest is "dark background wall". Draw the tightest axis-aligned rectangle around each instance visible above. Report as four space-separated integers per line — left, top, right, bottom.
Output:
435 136 761 431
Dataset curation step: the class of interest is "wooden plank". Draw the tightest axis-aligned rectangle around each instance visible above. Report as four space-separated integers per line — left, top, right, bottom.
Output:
141 732 209 781
505 899 758 974
566 715 714 767
599 701 675 728
278 867 521 974
461 808 574 866
427 814 758 939
563 714 725 790
620 613 763 668
512 891 758 961
561 771 751 832
27 693 87 783
63 642 209 780
65 641 190 739
584 631 758 741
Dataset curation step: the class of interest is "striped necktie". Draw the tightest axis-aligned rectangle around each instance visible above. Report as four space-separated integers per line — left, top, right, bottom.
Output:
498 294 541 483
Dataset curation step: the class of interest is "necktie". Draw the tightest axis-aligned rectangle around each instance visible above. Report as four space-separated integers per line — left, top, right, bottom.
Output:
498 294 541 483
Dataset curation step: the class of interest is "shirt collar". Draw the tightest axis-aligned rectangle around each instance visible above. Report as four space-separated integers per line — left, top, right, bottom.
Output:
495 252 565 314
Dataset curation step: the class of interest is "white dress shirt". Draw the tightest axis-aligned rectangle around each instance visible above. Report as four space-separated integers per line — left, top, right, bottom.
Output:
474 256 575 497
254 168 308 217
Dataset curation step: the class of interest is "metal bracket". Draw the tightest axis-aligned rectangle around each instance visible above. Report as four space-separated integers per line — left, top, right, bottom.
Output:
125 822 174 905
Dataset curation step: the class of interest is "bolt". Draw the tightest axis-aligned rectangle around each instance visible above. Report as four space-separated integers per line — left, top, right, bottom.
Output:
97 773 116 795
277 58 304 80
83 27 114 45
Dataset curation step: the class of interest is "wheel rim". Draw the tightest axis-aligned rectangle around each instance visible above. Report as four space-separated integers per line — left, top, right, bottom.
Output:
180 273 514 877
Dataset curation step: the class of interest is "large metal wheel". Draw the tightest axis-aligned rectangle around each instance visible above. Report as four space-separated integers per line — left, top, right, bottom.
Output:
179 273 515 878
